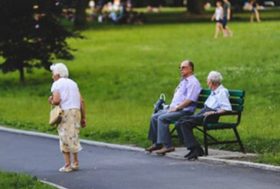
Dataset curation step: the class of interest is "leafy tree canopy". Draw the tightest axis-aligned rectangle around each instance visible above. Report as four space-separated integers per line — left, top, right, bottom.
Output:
0 0 77 82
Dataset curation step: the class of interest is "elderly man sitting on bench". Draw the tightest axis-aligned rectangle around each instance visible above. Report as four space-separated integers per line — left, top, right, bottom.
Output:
176 71 232 160
145 60 201 155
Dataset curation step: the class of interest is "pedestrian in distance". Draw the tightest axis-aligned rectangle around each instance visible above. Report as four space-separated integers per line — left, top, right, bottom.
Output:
211 1 224 38
48 63 86 173
250 0 261 22
222 0 233 37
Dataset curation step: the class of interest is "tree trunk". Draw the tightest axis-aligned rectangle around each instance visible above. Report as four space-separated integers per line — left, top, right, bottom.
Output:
19 65 25 83
173 0 184 6
74 0 89 28
186 0 204 14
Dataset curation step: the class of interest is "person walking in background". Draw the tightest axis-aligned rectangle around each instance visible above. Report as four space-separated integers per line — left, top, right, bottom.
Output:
211 1 224 38
48 63 86 173
222 0 233 37
250 0 261 22
146 60 201 155
176 71 232 160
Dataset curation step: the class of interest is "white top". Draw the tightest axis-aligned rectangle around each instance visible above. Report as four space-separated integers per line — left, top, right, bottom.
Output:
214 7 224 21
170 75 202 112
51 78 81 110
204 85 232 111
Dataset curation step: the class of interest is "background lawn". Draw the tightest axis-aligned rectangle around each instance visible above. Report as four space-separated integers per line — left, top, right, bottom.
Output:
0 12 279 165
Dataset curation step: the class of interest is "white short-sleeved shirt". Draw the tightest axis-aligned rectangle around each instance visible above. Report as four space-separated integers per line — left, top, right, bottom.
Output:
204 85 232 111
170 75 202 112
51 78 81 110
215 7 224 21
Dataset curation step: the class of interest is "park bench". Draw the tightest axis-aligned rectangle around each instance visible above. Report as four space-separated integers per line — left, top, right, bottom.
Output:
171 88 246 156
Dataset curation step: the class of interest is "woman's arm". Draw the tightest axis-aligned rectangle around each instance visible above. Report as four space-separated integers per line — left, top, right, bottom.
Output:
49 92 61 105
80 94 86 128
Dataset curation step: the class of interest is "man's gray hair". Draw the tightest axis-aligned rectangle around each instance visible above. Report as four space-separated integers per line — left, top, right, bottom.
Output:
50 63 69 78
207 71 223 84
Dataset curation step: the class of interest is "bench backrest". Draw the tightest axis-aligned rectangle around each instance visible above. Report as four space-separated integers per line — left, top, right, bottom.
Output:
196 89 245 112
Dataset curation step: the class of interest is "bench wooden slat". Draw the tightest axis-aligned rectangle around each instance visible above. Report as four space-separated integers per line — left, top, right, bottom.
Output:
198 96 244 105
232 105 244 112
229 90 245 97
197 89 245 110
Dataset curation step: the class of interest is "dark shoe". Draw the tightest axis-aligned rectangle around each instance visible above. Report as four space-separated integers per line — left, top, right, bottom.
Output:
184 150 193 158
145 145 162 153
187 147 204 160
154 147 175 155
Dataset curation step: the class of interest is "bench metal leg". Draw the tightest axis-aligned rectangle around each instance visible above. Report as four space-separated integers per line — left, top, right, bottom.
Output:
203 126 208 156
195 127 218 143
170 127 176 137
233 128 245 153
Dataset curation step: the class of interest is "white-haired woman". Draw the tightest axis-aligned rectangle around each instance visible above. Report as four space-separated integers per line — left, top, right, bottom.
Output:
176 71 232 160
48 63 86 172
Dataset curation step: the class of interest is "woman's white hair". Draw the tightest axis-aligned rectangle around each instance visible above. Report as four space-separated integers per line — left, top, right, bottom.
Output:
207 71 223 84
50 63 69 78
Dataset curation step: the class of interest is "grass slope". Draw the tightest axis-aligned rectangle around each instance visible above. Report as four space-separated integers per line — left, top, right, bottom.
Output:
0 19 279 164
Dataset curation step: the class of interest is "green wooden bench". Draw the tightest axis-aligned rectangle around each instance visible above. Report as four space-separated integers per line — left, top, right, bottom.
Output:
171 88 245 156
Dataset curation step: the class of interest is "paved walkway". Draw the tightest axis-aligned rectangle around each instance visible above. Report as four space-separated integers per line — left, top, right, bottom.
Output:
0 129 280 189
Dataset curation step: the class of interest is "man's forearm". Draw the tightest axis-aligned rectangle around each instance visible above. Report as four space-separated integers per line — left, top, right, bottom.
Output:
176 99 193 110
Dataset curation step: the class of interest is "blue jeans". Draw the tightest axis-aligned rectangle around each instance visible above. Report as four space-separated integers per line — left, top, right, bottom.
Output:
148 109 193 148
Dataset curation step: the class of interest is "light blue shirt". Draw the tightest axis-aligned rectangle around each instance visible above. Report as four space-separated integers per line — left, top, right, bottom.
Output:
204 85 232 111
170 75 201 112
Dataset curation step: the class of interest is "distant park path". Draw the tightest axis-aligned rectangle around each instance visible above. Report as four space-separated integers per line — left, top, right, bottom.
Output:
0 130 280 189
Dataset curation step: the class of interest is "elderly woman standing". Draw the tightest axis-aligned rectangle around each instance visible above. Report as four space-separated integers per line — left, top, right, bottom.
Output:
48 63 86 172
176 71 232 160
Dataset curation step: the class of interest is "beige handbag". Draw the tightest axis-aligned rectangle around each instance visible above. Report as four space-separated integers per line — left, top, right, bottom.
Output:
49 105 63 126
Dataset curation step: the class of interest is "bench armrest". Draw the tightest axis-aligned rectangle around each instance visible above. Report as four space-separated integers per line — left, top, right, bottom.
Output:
203 111 241 126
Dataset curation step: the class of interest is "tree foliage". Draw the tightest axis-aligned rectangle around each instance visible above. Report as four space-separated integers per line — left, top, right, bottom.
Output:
0 0 77 82
186 0 205 14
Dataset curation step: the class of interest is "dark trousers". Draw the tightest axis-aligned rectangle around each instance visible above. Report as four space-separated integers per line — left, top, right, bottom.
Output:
176 107 218 149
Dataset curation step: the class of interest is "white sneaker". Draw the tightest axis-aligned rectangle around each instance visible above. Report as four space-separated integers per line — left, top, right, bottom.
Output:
59 165 72 173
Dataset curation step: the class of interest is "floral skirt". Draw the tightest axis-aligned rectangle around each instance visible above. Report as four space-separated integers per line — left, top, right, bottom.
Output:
57 109 82 153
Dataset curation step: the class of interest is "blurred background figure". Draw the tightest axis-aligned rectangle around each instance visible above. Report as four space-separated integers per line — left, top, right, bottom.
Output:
89 0 95 15
95 0 109 23
108 0 122 22
250 0 261 22
147 0 161 13
222 0 233 37
211 1 224 38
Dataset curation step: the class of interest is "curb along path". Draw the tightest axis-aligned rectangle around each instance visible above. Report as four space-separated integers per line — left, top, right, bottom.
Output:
0 125 280 172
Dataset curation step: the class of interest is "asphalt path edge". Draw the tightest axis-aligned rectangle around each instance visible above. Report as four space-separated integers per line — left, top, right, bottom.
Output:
40 180 69 189
1 125 280 173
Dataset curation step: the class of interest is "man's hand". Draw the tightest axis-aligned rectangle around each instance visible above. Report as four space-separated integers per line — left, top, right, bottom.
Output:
168 107 177 112
169 105 181 112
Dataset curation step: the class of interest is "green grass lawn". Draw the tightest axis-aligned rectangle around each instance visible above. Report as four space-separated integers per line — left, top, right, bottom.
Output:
0 171 55 189
0 17 280 164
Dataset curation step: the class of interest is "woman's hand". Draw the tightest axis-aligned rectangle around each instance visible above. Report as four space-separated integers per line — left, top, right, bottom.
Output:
48 96 53 104
81 118 86 128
